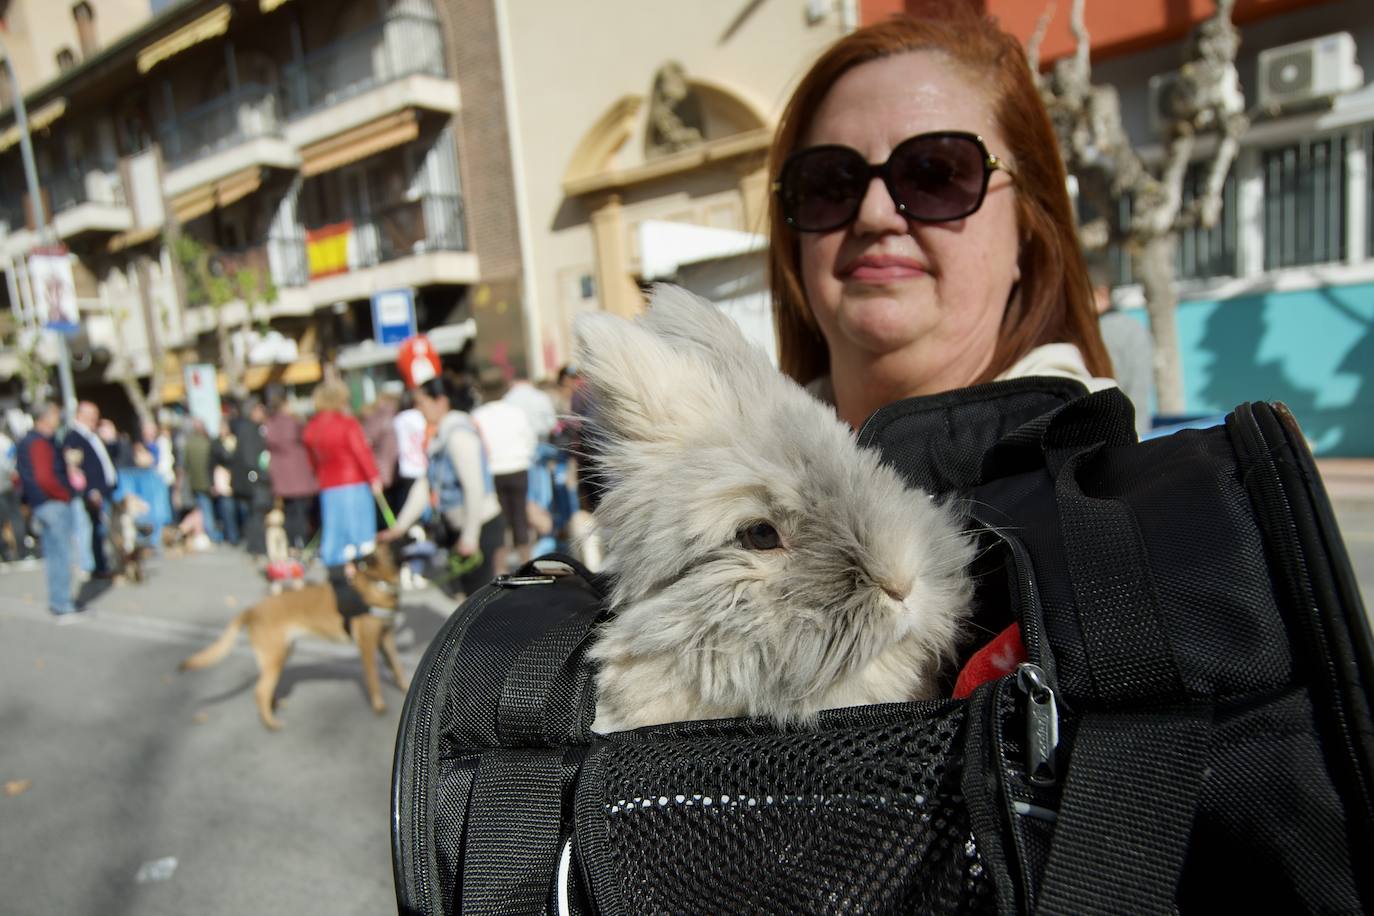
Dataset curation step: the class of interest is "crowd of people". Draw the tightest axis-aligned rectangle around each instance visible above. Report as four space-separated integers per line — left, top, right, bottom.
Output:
1 368 589 620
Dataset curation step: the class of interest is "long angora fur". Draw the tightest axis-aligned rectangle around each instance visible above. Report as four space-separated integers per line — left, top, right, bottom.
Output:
576 285 975 732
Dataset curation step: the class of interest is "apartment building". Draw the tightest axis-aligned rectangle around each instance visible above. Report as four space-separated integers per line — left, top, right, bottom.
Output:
0 0 524 420
974 0 1373 456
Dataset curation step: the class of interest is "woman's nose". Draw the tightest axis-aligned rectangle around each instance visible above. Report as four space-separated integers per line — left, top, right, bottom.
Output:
850 176 908 236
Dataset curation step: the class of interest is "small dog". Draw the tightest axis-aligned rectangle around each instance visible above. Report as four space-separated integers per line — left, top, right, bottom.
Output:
179 547 409 730
577 286 975 732
109 493 151 584
264 508 304 594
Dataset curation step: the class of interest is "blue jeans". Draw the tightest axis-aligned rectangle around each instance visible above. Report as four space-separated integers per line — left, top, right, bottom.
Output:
216 495 241 546
35 500 75 614
195 493 222 543
70 498 94 573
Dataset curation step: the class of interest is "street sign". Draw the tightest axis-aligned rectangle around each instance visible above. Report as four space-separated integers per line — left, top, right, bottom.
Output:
28 246 78 332
397 334 441 388
371 287 417 346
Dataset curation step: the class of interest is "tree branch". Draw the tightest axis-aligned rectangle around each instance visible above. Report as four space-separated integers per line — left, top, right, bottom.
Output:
1026 2 1056 75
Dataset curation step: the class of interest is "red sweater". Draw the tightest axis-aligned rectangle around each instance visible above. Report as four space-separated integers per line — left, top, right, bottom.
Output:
302 410 380 491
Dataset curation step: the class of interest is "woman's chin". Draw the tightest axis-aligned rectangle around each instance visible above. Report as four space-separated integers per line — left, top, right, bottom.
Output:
834 300 931 356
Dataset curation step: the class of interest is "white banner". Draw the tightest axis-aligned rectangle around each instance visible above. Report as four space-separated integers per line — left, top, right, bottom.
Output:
184 363 222 437
27 248 78 332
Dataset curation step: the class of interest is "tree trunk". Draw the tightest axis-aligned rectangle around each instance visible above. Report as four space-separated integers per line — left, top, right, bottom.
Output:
1133 235 1186 416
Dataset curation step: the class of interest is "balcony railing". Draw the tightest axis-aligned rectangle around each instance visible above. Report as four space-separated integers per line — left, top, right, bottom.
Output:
282 14 446 118
183 237 308 307
161 82 284 169
46 165 126 214
303 193 466 279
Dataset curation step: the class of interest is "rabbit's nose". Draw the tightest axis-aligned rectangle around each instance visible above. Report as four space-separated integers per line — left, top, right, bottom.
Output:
882 583 909 602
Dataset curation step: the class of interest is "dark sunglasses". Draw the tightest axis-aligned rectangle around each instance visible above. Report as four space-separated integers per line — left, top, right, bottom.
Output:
774 131 1015 233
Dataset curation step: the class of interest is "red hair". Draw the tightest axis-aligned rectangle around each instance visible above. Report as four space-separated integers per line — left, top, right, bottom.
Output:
768 13 1110 386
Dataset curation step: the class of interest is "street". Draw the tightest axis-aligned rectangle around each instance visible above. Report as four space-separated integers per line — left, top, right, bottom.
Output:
0 498 1371 916
0 548 457 916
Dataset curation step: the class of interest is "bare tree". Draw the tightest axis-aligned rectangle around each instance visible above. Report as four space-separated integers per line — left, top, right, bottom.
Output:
1030 0 1248 413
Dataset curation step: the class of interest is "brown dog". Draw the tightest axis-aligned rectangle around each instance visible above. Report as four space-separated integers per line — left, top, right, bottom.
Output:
179 548 409 730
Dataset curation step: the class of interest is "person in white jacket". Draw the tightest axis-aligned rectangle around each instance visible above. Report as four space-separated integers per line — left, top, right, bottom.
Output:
473 380 537 571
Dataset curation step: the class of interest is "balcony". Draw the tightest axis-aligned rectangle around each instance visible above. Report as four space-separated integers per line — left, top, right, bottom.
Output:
283 15 459 171
46 166 133 240
160 83 299 214
303 193 476 306
178 236 312 334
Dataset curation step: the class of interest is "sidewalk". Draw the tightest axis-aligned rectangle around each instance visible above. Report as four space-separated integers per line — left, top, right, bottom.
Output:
1316 459 1374 509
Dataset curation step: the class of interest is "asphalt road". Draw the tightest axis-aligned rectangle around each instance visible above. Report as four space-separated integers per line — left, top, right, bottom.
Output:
0 547 457 916
1 500 1371 916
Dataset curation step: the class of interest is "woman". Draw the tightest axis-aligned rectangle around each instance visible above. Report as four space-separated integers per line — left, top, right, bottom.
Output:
302 380 382 569
768 14 1112 430
380 375 504 597
262 386 318 551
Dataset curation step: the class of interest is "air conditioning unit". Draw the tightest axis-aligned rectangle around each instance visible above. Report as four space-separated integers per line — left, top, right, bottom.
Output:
1257 32 1364 112
1147 70 1183 135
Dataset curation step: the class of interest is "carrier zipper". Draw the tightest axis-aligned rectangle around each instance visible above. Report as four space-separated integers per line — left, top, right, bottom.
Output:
1238 403 1374 831
1016 662 1059 786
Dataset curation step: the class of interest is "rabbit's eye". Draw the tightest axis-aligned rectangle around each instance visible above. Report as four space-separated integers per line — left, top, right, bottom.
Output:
738 521 782 551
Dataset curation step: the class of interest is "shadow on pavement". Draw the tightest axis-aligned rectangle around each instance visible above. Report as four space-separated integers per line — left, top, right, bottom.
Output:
76 577 115 608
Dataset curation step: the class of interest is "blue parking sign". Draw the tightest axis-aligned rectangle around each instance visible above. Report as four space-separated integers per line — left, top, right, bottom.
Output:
371 288 417 345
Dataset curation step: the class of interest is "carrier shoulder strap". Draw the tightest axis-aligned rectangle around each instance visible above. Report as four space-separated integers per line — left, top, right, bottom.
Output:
457 556 606 916
1010 390 1213 916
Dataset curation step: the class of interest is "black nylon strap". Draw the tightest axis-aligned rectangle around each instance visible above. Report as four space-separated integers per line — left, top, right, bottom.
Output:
497 610 602 745
1054 446 1184 706
1036 709 1211 916
460 747 565 915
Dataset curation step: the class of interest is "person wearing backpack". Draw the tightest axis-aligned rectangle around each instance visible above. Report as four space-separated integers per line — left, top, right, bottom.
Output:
379 375 504 598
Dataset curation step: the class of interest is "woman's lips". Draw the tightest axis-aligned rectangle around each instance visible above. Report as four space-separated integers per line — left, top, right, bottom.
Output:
839 255 928 282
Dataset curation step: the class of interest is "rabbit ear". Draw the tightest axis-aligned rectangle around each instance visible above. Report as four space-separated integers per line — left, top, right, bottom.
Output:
638 283 764 368
574 284 776 447
573 308 712 447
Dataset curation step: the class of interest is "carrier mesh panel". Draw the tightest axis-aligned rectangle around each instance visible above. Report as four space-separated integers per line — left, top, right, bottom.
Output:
587 704 995 915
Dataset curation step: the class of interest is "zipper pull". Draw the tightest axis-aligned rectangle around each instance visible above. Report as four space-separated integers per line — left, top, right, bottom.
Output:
494 573 558 587
1016 663 1059 786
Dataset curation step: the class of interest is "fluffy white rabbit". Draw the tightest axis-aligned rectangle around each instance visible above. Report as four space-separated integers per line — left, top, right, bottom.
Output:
575 285 975 733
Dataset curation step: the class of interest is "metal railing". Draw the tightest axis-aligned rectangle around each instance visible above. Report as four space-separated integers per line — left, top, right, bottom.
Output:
160 82 284 169
1263 135 1347 270
45 164 126 215
302 193 466 277
282 14 446 118
182 237 308 308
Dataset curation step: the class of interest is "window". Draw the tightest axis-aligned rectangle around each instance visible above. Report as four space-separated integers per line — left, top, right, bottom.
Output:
1366 126 1373 260
1263 135 1347 270
72 2 97 57
1080 161 1237 287
1176 162 1238 281
55 47 76 72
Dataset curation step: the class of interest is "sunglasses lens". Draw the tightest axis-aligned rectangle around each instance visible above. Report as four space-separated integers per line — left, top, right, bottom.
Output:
781 147 869 231
888 134 988 221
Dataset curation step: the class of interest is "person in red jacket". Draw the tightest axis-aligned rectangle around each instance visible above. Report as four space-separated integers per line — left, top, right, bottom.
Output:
302 380 382 571
16 401 79 617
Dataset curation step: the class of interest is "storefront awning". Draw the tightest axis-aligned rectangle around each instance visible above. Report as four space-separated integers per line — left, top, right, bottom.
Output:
299 110 419 178
138 5 232 75
160 356 321 403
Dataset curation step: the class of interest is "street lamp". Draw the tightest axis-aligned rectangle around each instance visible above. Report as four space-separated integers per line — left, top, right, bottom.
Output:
0 37 78 418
